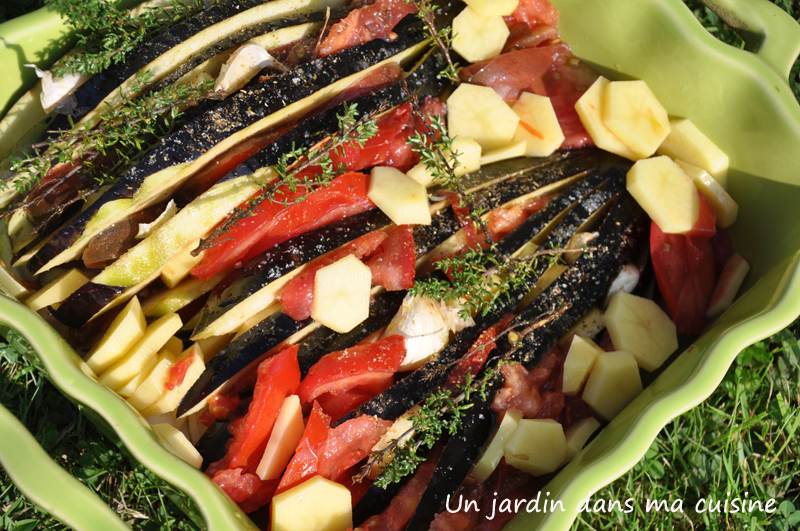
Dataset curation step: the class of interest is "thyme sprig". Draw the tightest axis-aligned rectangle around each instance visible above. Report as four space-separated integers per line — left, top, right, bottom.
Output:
404 0 461 82
47 0 203 77
191 101 381 255
6 74 213 197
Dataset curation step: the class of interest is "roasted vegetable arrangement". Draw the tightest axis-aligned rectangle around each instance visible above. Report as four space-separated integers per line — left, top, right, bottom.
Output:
0 0 752 529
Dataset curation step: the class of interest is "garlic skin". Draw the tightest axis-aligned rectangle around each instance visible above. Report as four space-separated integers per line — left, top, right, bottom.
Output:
28 64 91 114
213 44 278 98
137 200 177 239
603 263 640 308
384 294 450 371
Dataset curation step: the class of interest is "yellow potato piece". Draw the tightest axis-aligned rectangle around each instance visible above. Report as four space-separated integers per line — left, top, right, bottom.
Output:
447 83 520 151
452 6 509 63
626 156 699 234
85 297 147 375
406 138 481 188
657 118 729 186
563 417 601 464
272 476 352 531
368 166 431 225
582 350 643 420
26 268 89 312
473 408 523 482
604 291 678 372
480 140 527 165
464 0 519 16
311 255 372 333
503 418 566 476
512 92 565 156
675 160 738 228
602 80 670 159
562 335 603 396
574 76 638 160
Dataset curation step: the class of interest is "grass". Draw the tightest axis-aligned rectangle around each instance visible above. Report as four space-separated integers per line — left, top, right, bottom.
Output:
0 1 800 530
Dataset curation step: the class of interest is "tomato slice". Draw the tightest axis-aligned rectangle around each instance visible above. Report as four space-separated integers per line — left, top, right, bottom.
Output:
276 402 331 495
504 0 560 30
317 415 392 482
191 172 375 280
318 0 418 57
223 345 301 470
446 315 514 390
299 335 406 417
277 230 388 320
211 468 278 513
650 193 718 335
366 225 416 291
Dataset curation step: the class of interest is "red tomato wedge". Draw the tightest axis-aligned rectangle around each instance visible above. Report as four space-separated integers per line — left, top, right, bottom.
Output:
211 468 278 513
277 407 390 495
318 0 418 57
276 402 331 495
505 0 560 30
446 315 514 390
222 345 301 470
651 193 718 335
277 230 388 320
299 334 406 418
366 225 416 291
191 172 374 280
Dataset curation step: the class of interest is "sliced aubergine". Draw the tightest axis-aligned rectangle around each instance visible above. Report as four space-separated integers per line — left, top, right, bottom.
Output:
402 193 648 531
59 0 352 133
0 0 187 164
335 169 624 427
30 23 431 276
192 150 604 340
177 288 407 417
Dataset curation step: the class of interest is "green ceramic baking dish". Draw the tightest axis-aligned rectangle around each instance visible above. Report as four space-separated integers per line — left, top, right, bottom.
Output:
1 0 799 529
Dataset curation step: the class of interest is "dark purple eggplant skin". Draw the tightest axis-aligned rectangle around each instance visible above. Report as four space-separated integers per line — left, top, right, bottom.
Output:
29 22 428 277
176 288 406 416
193 149 605 338
403 193 648 531
335 166 623 426
48 0 315 129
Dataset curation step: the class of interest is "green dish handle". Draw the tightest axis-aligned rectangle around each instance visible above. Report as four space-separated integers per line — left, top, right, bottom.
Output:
0 402 131 531
700 0 800 81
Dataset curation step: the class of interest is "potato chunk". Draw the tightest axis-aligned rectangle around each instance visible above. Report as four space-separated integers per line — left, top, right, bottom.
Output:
562 335 603 396
504 418 566 476
582 350 643 420
602 80 670 159
473 409 523 482
257 395 304 480
657 118 729 186
128 348 182 411
511 92 565 156
368 166 431 225
464 0 519 16
272 476 352 531
480 140 527 165
85 297 147 374
448 83 520 151
574 77 637 160
675 160 738 228
142 344 205 417
311 255 372 333
626 156 699 234
452 6 509 63
99 312 182 391
406 138 481 188
563 417 601 464
26 268 89 312
604 292 678 371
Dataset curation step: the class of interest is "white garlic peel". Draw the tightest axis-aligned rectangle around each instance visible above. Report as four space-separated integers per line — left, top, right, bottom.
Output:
383 294 449 371
214 44 277 97
28 64 91 114
137 200 177 239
